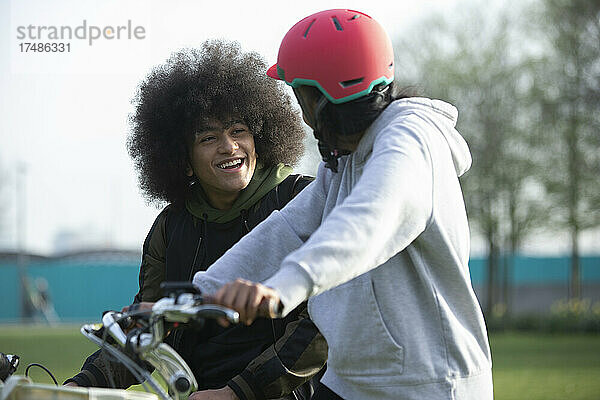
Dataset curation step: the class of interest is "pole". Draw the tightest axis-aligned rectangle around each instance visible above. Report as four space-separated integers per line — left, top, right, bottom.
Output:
16 162 30 322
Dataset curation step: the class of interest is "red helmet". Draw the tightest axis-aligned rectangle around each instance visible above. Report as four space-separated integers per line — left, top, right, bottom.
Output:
267 9 394 104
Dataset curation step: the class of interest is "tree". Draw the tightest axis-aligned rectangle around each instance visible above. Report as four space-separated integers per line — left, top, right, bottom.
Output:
532 0 600 299
394 1 552 316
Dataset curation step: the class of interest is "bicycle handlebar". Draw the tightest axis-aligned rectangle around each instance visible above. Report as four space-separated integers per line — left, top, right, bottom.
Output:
80 290 241 400
152 294 240 325
79 286 285 400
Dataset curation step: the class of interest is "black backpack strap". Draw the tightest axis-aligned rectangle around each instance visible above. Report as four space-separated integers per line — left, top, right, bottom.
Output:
276 174 315 208
244 174 314 231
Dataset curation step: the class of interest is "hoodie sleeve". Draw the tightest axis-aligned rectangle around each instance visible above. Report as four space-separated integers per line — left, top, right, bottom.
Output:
266 117 436 315
193 178 326 296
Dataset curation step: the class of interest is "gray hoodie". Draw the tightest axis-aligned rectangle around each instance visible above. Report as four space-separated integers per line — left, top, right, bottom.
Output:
194 98 493 399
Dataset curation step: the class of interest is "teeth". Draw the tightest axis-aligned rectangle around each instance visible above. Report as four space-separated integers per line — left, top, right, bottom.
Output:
218 159 243 169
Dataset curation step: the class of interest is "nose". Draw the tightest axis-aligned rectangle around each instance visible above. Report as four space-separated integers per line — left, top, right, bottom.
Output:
218 134 239 154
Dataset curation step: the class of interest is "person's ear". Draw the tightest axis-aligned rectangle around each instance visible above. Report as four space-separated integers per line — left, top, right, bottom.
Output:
186 164 194 177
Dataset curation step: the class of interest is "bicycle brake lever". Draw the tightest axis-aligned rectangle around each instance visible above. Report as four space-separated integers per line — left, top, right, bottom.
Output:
194 304 239 324
102 312 128 346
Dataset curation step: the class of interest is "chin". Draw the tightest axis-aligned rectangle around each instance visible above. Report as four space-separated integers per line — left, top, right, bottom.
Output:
227 179 251 193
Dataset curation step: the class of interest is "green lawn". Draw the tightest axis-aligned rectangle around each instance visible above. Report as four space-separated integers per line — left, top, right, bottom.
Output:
1 326 599 399
490 333 600 400
0 324 159 393
0 324 95 385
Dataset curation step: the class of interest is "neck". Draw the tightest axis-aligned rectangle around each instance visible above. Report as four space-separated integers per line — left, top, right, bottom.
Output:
204 189 239 210
335 130 365 152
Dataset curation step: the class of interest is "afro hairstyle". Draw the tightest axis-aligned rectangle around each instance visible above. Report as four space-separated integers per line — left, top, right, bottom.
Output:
127 39 306 204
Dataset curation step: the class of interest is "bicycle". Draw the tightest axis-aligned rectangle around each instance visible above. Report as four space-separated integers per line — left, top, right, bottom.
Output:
0 282 244 400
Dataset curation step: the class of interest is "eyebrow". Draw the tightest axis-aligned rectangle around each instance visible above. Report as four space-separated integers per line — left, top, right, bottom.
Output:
196 118 246 132
195 124 222 133
225 118 246 127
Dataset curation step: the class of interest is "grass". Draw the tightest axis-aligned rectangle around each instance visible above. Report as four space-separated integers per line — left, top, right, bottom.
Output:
0 324 159 394
1 325 599 399
490 332 600 400
0 324 95 385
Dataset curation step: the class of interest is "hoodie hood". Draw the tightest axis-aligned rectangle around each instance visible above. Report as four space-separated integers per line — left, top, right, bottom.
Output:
359 97 472 177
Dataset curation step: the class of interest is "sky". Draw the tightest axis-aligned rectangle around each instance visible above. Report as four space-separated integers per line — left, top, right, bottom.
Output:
0 0 597 256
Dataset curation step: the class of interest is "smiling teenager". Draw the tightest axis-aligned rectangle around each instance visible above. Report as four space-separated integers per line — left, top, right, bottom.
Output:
64 40 327 400
188 118 257 210
193 9 493 400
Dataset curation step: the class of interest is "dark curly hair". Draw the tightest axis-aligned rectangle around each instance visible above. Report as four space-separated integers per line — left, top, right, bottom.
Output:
127 40 306 204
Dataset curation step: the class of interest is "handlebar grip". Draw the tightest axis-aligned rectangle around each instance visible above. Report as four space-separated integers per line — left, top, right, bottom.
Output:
257 298 283 319
202 296 282 319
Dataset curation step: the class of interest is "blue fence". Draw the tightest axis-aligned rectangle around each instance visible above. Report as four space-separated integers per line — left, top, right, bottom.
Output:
0 260 140 322
469 255 600 285
0 256 599 322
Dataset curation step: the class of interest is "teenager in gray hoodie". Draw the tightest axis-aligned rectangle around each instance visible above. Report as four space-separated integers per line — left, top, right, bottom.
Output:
193 9 493 400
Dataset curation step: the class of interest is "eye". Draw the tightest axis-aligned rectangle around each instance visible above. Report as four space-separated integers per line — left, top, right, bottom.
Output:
197 135 216 143
229 122 250 136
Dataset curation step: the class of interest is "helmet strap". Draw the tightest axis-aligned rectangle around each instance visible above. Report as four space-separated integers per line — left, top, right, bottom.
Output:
316 141 340 173
293 87 349 173
313 95 347 172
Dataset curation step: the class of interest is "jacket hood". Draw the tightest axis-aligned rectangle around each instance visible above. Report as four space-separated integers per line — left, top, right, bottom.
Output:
368 97 472 177
186 163 292 223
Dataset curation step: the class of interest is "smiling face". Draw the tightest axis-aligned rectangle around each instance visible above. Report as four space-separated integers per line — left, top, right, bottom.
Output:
187 118 257 210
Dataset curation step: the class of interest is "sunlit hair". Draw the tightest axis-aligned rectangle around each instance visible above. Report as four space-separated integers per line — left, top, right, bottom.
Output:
128 40 306 204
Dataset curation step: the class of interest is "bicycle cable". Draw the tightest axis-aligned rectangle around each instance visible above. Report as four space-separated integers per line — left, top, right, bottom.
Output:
269 318 300 400
25 363 58 385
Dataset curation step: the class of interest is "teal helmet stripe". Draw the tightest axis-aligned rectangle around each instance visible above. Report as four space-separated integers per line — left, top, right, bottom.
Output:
284 75 394 104
276 65 286 81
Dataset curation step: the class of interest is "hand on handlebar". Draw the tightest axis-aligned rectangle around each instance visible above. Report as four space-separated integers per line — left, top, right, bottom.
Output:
208 278 282 326
121 302 154 313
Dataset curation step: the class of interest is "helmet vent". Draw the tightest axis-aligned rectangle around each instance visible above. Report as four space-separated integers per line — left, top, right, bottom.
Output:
388 62 394 69
331 17 343 31
339 77 364 88
349 14 360 21
303 19 316 38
